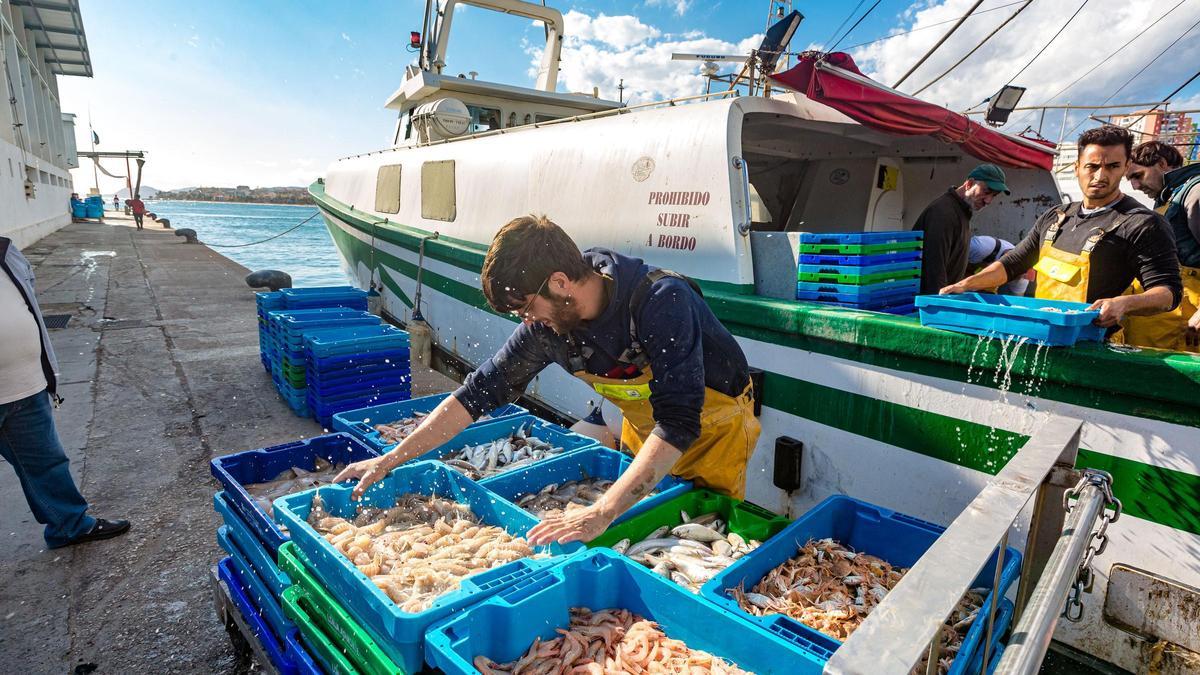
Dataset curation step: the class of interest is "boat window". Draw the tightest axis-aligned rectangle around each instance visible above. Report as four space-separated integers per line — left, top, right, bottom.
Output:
467 105 502 133
375 164 402 214
421 160 456 221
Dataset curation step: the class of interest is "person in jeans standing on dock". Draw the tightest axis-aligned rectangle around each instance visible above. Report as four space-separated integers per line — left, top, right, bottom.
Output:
0 236 131 548
127 195 146 229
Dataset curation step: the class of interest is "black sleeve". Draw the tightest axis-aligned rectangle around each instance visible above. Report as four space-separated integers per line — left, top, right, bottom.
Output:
915 199 956 294
635 278 706 452
1127 215 1183 310
1000 210 1050 280
452 322 556 419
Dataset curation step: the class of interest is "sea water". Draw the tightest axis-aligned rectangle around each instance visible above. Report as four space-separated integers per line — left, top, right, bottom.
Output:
145 200 351 287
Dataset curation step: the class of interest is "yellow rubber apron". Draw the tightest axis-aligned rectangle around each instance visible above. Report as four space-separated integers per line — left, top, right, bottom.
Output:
1115 204 1200 352
1032 211 1120 303
574 368 760 500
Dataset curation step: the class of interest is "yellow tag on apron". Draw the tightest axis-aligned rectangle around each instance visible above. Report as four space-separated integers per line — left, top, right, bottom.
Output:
1034 256 1081 284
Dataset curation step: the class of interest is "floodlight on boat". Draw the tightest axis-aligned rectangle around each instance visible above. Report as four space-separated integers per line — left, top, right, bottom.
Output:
699 61 721 77
410 31 422 48
985 85 1026 126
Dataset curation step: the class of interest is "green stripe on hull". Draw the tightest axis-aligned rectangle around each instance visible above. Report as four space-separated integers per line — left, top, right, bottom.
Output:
318 200 1200 534
311 182 1200 429
760 371 1200 535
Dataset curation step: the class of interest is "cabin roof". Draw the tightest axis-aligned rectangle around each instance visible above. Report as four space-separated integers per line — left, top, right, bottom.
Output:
384 69 622 113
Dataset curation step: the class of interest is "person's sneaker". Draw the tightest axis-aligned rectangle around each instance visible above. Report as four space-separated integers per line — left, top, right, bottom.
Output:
65 518 131 546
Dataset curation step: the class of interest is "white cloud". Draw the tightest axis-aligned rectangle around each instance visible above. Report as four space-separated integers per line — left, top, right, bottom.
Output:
847 0 1200 137
186 34 200 48
530 9 759 103
646 0 692 17
341 32 352 42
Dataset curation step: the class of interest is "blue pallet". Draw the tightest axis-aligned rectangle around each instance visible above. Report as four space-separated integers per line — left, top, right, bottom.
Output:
424 549 830 675
796 278 920 302
915 293 1106 346
218 557 298 675
702 495 1022 673
799 230 923 245
798 250 923 266
210 432 381 553
798 260 922 277
215 492 294 597
273 460 581 674
417 414 599 474
218 525 294 642
481 445 691 525
333 393 529 453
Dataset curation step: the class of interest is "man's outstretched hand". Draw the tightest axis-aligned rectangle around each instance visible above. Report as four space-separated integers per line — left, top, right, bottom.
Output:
333 456 390 500
526 503 615 546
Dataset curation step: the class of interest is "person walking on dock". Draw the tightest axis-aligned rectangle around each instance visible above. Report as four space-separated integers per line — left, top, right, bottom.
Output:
942 126 1181 341
336 216 760 545
128 195 146 230
913 163 1008 295
1123 141 1200 351
0 236 130 548
112 195 120 211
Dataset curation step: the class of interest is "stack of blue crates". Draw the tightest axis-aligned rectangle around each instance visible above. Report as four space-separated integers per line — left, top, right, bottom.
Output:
796 231 923 314
303 325 412 428
269 309 380 417
255 291 286 372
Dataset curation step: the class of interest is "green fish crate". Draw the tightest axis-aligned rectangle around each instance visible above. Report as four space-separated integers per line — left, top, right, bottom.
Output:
797 266 921 285
589 489 792 552
798 240 924 255
278 542 404 675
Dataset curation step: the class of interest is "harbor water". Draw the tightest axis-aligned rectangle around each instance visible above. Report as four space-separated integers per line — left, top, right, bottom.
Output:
143 200 350 286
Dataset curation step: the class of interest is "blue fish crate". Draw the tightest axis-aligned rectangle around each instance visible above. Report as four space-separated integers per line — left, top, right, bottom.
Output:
257 291 286 321
210 432 381 553
215 493 293 598
283 629 323 675
296 324 406 351
915 293 1106 346
796 278 919 303
798 259 922 278
332 392 528 453
480 445 691 526
424 548 829 675
702 495 1022 674
799 250 923 266
307 382 412 409
307 370 411 397
307 358 411 382
307 347 412 374
798 295 918 312
218 525 294 642
280 286 369 311
272 460 581 674
306 330 411 360
799 231 924 245
416 414 599 474
217 557 299 675
277 382 312 418
964 598 1013 674
309 389 413 431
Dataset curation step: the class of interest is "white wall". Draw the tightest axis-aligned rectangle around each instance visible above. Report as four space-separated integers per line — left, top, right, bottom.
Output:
1 136 72 248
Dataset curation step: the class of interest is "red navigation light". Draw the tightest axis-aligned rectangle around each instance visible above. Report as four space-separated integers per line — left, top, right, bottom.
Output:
410 31 422 48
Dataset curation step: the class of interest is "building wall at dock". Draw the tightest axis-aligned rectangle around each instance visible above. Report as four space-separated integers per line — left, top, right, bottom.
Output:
1 0 80 248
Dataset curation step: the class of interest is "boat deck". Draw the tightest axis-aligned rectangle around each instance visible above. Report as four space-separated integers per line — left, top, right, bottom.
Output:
0 214 457 672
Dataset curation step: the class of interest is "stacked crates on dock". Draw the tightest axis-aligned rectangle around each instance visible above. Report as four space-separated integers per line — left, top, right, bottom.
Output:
304 326 412 428
208 433 382 674
796 231 923 314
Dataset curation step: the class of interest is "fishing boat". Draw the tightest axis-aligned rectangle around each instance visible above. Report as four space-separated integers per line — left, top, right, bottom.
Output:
311 1 1200 670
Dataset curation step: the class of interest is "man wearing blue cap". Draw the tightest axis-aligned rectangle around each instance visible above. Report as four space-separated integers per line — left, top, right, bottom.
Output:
913 163 1009 294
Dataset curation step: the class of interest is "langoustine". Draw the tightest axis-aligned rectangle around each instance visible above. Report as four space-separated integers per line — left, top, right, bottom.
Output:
729 538 984 675
473 607 752 675
307 493 535 613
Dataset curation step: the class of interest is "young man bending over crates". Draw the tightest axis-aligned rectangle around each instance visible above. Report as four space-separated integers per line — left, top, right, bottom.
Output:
337 215 760 545
942 125 1181 348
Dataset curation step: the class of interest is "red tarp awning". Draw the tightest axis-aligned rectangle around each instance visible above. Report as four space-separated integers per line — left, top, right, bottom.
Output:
769 52 1056 171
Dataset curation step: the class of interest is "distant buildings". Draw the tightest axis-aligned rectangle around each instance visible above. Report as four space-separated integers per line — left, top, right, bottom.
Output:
153 186 312 205
1108 109 1196 159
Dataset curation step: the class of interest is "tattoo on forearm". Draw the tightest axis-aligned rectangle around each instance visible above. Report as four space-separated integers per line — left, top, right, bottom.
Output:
629 476 654 500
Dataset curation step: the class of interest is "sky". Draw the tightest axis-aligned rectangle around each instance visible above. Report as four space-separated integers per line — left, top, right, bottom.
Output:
61 0 1200 193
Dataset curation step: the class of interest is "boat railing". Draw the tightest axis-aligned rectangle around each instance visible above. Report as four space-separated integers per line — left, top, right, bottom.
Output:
825 415 1122 675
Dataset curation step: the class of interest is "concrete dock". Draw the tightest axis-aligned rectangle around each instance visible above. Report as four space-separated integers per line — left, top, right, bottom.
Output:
0 213 457 673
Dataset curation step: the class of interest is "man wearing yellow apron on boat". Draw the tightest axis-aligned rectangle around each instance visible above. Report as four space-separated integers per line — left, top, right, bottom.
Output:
337 215 760 545
1122 141 1200 351
941 126 1182 333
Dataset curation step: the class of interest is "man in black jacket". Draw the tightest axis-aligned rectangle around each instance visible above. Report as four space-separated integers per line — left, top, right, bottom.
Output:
913 164 1009 294
1 236 130 548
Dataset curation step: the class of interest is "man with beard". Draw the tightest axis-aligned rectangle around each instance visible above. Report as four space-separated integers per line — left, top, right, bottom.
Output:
913 164 1008 295
1123 141 1200 350
942 126 1181 339
337 215 759 544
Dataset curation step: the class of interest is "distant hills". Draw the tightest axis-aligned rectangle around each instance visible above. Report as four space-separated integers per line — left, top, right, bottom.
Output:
153 186 311 205
115 186 159 199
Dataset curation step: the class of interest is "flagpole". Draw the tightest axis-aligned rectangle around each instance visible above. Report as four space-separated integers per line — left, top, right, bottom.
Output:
88 109 99 196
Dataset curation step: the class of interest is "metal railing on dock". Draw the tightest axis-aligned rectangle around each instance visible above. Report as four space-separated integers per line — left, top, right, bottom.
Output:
824 416 1121 675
